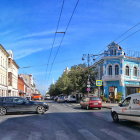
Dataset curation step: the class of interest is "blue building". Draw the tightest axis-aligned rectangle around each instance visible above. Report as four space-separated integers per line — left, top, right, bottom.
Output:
94 42 140 100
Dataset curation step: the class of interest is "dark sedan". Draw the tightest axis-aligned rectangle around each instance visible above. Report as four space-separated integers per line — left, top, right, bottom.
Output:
0 97 49 116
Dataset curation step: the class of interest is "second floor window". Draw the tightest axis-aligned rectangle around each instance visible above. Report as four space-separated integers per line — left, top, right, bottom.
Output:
115 65 119 75
134 67 138 76
125 66 129 76
108 65 112 75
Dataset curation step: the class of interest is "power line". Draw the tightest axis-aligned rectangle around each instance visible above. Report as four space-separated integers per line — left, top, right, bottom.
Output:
44 0 65 88
20 57 81 69
93 22 140 61
47 0 80 82
118 28 140 44
114 22 140 42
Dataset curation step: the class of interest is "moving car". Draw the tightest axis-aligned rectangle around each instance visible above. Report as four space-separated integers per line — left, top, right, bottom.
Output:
67 95 76 103
111 93 140 123
80 96 102 110
0 97 49 116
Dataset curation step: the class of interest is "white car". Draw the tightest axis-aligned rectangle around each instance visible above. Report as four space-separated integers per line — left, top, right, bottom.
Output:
111 93 140 123
67 95 76 103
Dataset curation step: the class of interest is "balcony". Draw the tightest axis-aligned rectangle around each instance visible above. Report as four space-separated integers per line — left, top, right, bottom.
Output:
102 75 121 81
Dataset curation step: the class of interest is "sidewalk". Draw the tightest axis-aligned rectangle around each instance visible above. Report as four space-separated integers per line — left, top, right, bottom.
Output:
102 102 118 109
71 102 118 109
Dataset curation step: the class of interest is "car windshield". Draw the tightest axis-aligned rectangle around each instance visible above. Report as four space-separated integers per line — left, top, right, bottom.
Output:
90 97 100 101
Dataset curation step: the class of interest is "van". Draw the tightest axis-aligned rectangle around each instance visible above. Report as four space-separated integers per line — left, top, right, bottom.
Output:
111 93 140 123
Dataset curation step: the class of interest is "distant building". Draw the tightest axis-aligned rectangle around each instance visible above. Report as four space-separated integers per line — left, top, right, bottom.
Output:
18 76 26 97
0 44 9 96
19 74 36 96
7 50 19 96
93 42 140 101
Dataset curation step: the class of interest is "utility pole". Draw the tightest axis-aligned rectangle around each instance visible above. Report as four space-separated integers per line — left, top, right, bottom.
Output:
82 53 104 96
82 54 96 95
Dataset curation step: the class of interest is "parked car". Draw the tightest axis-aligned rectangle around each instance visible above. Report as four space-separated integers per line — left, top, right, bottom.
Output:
67 95 76 103
57 96 65 103
111 93 140 123
54 96 58 102
0 97 49 116
80 96 102 110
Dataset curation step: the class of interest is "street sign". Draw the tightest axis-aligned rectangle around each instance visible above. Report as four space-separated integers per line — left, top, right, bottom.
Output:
96 80 102 86
86 88 90 92
87 84 91 88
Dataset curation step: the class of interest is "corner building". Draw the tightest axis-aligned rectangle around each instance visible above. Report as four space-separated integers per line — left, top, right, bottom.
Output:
94 42 140 100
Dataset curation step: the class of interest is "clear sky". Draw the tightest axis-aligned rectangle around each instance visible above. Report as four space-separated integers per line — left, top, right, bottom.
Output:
1 0 140 94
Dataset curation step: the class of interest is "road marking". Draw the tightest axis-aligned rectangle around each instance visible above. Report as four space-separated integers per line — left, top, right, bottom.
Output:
56 130 70 140
78 129 100 140
100 128 127 140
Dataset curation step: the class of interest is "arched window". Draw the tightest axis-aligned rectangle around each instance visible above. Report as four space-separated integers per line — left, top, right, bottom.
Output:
125 66 129 76
134 67 138 76
108 65 112 75
115 65 119 75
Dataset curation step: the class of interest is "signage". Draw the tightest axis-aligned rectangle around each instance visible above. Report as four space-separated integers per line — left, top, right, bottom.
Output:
86 88 90 92
87 84 91 88
109 87 115 92
96 80 102 86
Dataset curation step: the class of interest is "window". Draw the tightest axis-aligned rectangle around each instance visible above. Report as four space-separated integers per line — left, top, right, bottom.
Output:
125 66 129 76
110 50 113 55
108 65 112 75
13 97 25 104
115 65 119 75
134 67 138 76
114 50 117 55
121 97 131 107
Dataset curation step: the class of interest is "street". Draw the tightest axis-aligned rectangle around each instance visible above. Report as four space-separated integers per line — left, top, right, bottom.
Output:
0 101 140 140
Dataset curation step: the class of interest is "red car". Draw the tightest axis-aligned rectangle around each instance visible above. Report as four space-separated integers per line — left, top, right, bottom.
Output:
80 96 102 110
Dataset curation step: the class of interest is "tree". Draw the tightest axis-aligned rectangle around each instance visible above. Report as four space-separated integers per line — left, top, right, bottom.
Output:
48 63 96 96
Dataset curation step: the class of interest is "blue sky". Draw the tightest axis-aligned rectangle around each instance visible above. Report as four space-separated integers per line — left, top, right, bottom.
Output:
1 0 140 94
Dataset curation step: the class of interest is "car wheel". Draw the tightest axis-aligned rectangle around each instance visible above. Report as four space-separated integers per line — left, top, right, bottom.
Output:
112 112 119 122
98 107 101 110
0 107 6 116
37 106 45 114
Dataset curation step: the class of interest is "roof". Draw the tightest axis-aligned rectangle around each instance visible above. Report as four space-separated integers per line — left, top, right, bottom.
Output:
125 56 140 61
127 93 140 97
0 44 9 57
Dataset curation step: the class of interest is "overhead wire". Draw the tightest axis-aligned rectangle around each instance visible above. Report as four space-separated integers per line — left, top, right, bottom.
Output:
47 0 80 82
93 22 140 61
43 0 65 89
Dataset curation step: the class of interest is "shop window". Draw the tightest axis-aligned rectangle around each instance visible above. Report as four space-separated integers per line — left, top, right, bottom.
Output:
115 65 119 75
134 67 138 76
108 65 112 75
125 66 129 76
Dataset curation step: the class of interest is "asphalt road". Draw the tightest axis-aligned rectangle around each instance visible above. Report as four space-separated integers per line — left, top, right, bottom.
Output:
0 101 140 140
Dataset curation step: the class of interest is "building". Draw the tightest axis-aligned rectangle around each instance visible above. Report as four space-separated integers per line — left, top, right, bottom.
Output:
7 50 19 96
19 74 36 96
0 44 9 96
94 42 140 101
18 76 26 97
